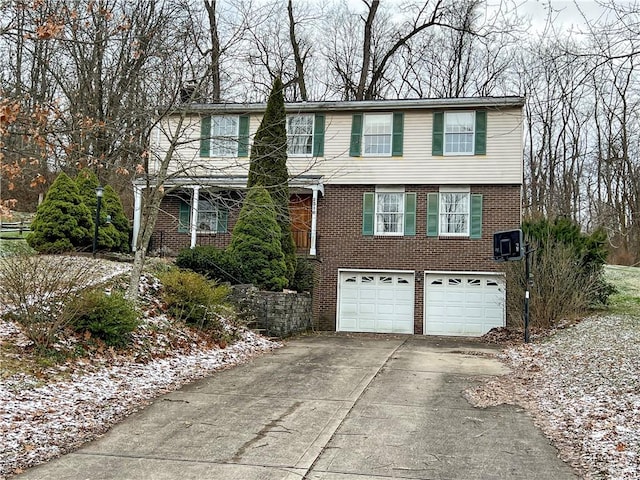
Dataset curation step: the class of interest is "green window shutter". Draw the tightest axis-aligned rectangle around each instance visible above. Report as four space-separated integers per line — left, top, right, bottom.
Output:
392 112 404 156
470 194 483 239
238 115 250 157
404 192 416 236
313 114 325 157
426 193 439 237
200 116 211 157
178 199 191 233
432 112 444 156
350 114 363 157
362 192 374 236
475 111 487 155
216 206 228 233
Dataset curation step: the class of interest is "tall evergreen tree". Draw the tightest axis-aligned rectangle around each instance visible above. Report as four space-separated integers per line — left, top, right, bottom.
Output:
76 171 131 252
247 77 297 283
229 185 288 291
26 172 94 253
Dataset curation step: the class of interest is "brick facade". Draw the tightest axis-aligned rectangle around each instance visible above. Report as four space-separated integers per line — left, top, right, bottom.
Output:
150 193 236 255
312 184 522 334
154 184 521 334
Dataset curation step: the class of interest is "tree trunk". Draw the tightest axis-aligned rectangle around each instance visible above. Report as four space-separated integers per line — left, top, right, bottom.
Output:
288 0 308 101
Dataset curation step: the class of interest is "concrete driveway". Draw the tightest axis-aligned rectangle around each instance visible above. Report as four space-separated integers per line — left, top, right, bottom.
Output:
17 334 576 479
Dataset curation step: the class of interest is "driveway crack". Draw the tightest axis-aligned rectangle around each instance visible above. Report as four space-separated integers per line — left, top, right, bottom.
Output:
300 338 408 479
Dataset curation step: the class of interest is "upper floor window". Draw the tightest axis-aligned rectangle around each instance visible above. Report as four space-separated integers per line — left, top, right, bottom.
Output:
200 115 249 158
350 112 404 157
287 114 314 155
432 110 486 156
444 112 474 155
210 116 239 157
364 114 392 156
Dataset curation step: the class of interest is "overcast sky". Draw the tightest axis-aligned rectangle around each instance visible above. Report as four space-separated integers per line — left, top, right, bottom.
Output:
516 0 622 32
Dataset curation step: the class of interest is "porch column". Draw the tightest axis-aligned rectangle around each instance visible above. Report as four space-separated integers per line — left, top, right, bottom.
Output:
132 184 143 252
310 184 323 256
190 185 200 248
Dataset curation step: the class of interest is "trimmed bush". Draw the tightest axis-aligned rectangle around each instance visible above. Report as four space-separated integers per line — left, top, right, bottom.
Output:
71 290 139 347
175 245 241 284
157 268 230 329
228 185 288 291
291 257 316 292
26 172 94 253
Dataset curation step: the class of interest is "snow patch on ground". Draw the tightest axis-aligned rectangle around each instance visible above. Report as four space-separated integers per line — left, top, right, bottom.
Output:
0 257 281 478
0 328 280 477
466 315 640 480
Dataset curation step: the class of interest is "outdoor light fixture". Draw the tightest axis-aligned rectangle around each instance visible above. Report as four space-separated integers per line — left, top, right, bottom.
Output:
92 186 104 257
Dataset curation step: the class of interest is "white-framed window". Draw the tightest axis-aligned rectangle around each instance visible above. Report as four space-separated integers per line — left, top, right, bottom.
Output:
210 116 239 156
444 112 475 155
375 191 404 235
196 196 220 233
287 114 314 155
439 191 470 236
364 113 392 156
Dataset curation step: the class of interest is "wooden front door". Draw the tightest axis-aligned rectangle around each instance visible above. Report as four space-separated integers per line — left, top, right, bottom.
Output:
290 194 312 251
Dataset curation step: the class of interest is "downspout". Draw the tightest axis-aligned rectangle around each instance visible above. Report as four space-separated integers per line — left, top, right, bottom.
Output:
132 184 143 252
190 185 200 248
310 183 324 256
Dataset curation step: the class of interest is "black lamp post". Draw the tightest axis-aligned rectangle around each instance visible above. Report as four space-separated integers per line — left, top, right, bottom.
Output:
92 186 104 257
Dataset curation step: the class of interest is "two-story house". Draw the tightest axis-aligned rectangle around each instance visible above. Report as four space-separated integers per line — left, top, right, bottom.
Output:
132 97 524 336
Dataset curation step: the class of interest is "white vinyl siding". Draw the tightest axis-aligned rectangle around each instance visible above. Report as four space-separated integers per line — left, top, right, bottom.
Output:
154 108 522 184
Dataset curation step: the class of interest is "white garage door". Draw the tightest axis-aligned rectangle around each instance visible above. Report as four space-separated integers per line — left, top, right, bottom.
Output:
338 271 415 334
424 273 505 336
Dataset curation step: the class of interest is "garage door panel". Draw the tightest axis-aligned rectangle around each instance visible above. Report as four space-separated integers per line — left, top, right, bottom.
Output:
425 273 505 337
338 271 415 334
377 290 396 301
360 303 376 315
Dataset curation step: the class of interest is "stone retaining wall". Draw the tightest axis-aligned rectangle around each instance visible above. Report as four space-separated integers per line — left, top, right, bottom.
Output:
229 285 312 337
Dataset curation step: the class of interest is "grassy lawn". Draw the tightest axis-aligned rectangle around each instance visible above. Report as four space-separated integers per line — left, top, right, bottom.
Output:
0 237 28 255
604 264 640 316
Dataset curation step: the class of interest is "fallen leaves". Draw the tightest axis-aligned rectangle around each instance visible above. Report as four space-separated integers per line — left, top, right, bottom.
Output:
467 315 640 480
0 259 281 478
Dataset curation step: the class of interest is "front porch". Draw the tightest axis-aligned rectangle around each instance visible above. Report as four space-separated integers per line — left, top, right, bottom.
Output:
132 176 324 256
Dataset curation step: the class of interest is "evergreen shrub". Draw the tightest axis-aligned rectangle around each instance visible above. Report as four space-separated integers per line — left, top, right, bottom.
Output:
175 245 241 284
228 185 288 291
76 172 131 252
157 268 230 329
72 290 139 347
291 257 316 293
26 172 93 253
